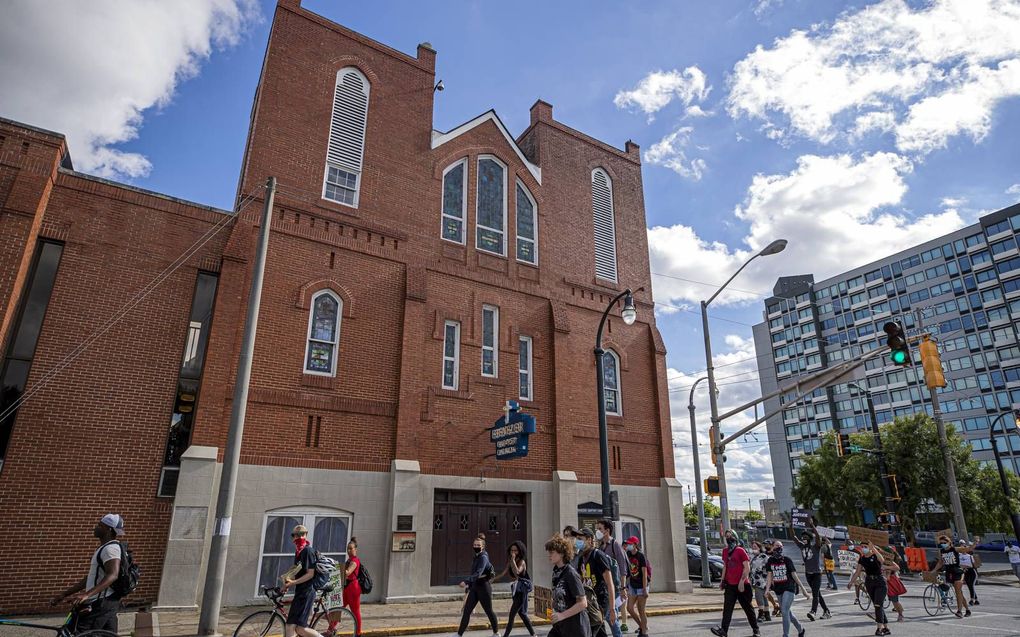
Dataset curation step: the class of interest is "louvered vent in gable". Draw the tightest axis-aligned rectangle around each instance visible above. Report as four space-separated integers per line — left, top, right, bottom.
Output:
592 168 618 283
323 68 370 207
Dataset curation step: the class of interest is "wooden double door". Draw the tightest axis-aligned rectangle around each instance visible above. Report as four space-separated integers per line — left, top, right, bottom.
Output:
431 490 527 586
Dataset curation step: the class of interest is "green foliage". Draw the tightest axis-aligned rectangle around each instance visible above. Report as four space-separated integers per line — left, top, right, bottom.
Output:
745 510 764 522
792 413 1020 535
684 499 721 526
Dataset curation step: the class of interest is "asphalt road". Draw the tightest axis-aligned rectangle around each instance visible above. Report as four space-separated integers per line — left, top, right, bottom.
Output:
429 575 1020 637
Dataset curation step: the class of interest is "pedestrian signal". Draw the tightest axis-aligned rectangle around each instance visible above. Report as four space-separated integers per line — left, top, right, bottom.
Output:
705 476 721 496
883 321 911 366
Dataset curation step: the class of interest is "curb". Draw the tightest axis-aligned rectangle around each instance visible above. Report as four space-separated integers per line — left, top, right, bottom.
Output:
355 606 724 637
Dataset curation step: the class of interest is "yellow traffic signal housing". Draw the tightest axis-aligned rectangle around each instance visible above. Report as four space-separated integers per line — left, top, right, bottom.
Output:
705 476 721 496
709 424 719 466
919 333 947 389
835 432 851 457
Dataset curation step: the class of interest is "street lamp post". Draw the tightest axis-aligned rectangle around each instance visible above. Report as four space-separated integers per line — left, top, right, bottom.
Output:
989 410 1020 542
595 287 640 519
703 239 788 532
687 377 713 588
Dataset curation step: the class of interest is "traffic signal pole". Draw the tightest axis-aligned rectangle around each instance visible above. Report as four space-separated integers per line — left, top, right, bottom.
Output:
849 383 900 541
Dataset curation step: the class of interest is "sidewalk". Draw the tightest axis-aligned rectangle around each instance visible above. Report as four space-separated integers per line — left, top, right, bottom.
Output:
0 589 724 637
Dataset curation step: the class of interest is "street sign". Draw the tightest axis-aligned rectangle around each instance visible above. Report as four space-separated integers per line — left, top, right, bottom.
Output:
490 401 536 460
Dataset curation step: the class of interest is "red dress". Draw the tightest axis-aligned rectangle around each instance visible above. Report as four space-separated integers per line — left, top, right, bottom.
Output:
343 557 362 632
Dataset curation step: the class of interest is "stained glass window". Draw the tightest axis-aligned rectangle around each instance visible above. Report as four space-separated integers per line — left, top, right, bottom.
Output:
516 182 537 264
476 157 505 255
442 160 466 243
305 291 341 376
604 350 621 415
443 321 460 390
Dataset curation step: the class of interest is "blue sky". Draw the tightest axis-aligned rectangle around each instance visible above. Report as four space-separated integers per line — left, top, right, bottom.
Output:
2 0 1019 504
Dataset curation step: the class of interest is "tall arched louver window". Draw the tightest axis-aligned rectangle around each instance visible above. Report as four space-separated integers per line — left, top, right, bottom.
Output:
591 168 618 283
323 68 369 207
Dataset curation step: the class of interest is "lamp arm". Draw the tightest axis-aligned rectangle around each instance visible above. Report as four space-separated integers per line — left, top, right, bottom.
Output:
706 255 758 307
596 288 634 350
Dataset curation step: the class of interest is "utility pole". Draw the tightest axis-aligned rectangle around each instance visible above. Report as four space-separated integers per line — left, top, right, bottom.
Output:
849 383 900 541
199 177 277 635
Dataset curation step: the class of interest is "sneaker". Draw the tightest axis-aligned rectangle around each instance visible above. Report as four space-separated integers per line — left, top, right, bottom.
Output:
875 630 883 636
881 629 891 636
621 623 630 632
854 599 861 606
806 611 816 622
954 611 963 618
822 612 831 620
710 627 727 637
764 612 772 622
973 599 980 606
798 629 806 637
965 609 972 617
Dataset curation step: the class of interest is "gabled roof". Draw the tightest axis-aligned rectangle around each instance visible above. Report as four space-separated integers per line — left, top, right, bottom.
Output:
431 110 541 184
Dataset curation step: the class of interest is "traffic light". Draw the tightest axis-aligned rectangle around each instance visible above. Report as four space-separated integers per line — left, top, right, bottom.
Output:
705 476 721 496
919 334 946 389
835 432 852 457
886 474 902 500
710 424 723 465
883 321 911 366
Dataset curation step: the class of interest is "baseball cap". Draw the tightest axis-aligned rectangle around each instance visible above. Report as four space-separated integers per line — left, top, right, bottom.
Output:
100 513 125 536
578 527 595 538
624 536 640 547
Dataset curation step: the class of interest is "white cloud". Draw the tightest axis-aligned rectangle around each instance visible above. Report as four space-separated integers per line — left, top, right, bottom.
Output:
614 67 711 121
0 0 261 179
753 0 785 17
1008 184 1020 195
941 196 967 207
644 126 707 181
685 105 712 118
649 151 968 306
727 0 1020 156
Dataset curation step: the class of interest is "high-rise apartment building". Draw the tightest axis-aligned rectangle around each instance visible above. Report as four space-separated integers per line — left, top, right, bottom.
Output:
754 202 1020 514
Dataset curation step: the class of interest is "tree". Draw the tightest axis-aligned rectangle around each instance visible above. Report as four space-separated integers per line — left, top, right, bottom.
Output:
745 510 764 522
684 499 721 526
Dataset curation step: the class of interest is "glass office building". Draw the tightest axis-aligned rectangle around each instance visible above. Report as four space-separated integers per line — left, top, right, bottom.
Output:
753 202 1020 513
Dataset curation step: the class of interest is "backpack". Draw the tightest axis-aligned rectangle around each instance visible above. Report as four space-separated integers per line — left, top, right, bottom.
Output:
97 541 140 599
605 552 622 593
646 555 653 583
312 550 339 590
357 561 373 594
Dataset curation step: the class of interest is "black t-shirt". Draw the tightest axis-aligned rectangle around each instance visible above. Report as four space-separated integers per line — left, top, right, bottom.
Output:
627 551 648 588
940 548 962 572
579 548 612 611
294 546 316 593
552 563 592 637
767 555 797 595
859 553 883 577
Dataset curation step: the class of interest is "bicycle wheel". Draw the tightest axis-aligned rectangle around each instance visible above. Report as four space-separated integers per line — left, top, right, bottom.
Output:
233 610 285 637
860 591 872 611
312 606 358 637
922 584 940 616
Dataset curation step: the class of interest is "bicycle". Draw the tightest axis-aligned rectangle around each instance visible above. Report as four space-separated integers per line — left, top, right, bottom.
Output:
0 608 118 637
922 574 956 616
233 586 359 637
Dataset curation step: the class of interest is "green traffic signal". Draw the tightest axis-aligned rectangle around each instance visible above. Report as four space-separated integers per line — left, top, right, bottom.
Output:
891 350 908 364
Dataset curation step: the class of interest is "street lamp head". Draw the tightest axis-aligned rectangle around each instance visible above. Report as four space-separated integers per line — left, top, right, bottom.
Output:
758 239 788 257
621 291 637 325
1013 409 1020 432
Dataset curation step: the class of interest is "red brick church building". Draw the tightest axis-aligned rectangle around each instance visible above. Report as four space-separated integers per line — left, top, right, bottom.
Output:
0 0 687 612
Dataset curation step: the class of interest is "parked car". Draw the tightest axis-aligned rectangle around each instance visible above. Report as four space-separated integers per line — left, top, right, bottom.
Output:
914 531 937 547
832 526 848 542
687 545 724 581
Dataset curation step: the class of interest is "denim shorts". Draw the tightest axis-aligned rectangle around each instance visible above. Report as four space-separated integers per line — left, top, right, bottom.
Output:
627 584 648 597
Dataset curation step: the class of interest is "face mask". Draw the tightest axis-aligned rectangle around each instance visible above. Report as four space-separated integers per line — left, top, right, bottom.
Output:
940 543 948 549
773 546 783 556
595 530 604 541
575 539 586 552
726 537 737 547
473 546 482 554
627 545 637 554
862 548 871 555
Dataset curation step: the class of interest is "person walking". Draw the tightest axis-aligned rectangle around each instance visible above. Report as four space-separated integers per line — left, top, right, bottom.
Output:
935 534 970 618
710 529 761 637
958 540 979 607
848 541 891 636
763 541 809 637
574 527 616 637
546 534 591 637
343 538 362 637
495 541 536 637
596 520 629 633
458 533 500 637
749 541 772 623
280 525 326 637
622 537 649 637
791 521 829 621
1006 540 1020 584
881 550 906 623
822 538 837 590
50 514 127 634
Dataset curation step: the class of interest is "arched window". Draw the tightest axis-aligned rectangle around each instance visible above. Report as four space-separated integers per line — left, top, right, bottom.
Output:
592 168 618 282
323 68 369 207
476 156 507 256
257 507 352 596
304 291 342 376
516 181 537 265
441 159 467 244
603 349 621 416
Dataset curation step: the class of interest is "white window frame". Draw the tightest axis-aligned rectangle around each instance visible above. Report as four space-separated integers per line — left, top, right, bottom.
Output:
441 159 468 245
482 305 499 377
303 290 342 377
255 507 353 598
515 180 538 266
603 349 622 416
322 67 370 209
442 320 461 390
615 516 646 556
475 155 508 257
519 335 533 401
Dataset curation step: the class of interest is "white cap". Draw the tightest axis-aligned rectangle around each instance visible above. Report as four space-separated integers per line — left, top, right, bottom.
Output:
100 513 125 536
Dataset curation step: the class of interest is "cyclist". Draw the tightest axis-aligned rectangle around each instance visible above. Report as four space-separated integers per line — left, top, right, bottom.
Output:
847 541 890 636
936 534 970 618
50 514 126 634
280 525 325 637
